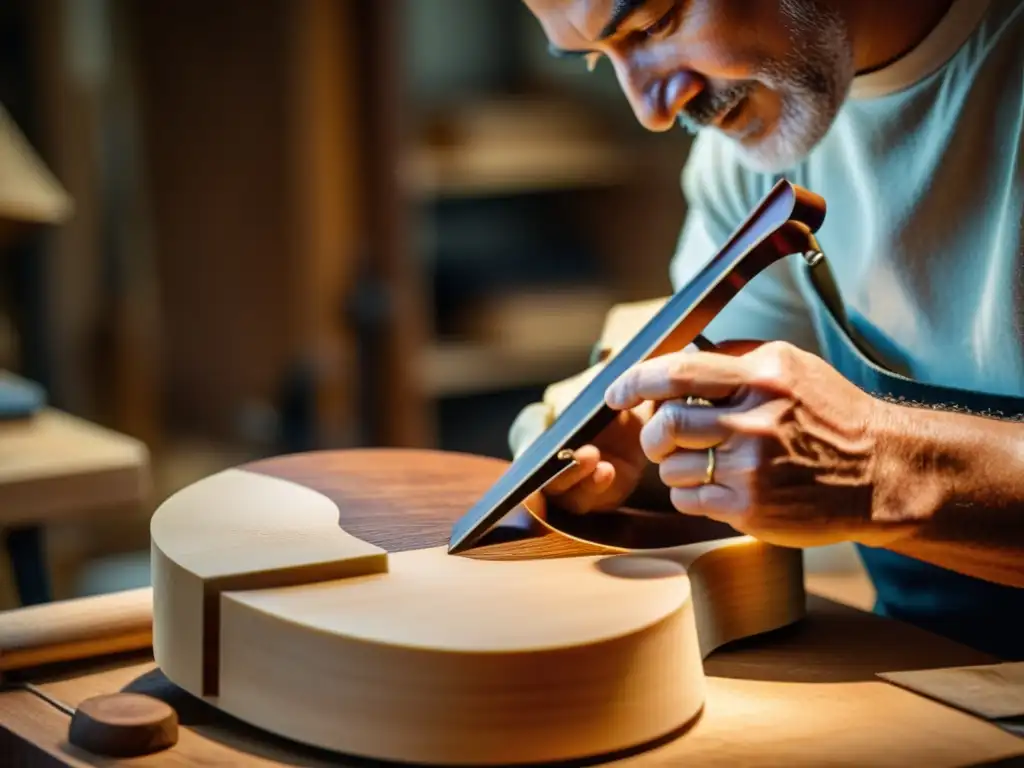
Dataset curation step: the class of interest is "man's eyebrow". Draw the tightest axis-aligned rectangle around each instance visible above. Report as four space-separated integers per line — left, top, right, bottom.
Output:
546 0 650 58
599 0 649 39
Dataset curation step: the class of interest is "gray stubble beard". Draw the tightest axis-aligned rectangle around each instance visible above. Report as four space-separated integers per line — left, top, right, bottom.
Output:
734 0 856 173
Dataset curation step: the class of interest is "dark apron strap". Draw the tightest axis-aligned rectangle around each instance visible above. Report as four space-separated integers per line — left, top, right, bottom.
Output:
796 253 1024 660
805 254 1024 419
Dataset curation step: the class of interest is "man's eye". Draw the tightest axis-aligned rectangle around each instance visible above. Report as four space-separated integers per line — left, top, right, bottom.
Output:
641 3 679 38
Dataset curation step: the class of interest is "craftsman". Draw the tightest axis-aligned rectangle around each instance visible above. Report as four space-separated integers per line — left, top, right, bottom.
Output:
511 0 1024 660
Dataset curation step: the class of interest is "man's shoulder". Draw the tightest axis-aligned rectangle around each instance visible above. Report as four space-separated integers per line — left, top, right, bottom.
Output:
845 0 1022 101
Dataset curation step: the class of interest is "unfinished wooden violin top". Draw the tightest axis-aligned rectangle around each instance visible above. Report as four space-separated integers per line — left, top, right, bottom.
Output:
150 448 805 766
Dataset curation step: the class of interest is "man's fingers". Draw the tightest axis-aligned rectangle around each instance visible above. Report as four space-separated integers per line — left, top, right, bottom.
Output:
658 448 720 488
606 351 748 410
640 399 734 462
592 460 616 489
544 444 600 494
669 484 747 521
553 461 617 514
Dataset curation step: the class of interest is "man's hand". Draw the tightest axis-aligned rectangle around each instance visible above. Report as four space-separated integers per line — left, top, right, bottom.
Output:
543 401 654 514
529 340 763 515
605 340 908 549
508 397 651 514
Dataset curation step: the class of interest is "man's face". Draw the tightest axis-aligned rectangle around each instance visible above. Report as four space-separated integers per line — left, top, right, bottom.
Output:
522 0 855 172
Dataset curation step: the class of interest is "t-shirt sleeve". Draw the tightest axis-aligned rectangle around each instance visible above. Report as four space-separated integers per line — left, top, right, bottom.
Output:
669 132 821 354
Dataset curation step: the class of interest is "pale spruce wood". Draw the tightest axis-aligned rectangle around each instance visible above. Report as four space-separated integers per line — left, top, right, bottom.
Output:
0 587 152 673
150 451 805 766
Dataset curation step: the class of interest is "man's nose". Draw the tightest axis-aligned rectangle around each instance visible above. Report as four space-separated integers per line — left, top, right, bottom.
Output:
616 65 703 132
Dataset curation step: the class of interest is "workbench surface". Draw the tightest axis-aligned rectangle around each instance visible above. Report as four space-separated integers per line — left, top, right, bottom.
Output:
1 593 1021 767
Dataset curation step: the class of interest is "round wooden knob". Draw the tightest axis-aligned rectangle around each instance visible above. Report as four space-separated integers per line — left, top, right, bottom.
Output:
68 693 178 757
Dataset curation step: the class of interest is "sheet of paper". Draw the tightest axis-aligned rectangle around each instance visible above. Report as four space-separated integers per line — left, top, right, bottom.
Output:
879 662 1024 737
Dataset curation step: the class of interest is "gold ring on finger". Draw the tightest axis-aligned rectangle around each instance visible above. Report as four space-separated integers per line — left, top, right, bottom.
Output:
705 446 716 485
683 395 717 485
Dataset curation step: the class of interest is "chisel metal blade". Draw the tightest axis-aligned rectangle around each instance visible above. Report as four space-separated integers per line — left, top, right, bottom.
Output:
447 449 580 554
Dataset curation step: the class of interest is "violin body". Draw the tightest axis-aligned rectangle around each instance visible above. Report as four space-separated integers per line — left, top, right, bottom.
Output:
151 449 805 766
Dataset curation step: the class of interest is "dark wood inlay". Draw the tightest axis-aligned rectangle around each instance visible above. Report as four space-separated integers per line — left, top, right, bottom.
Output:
243 448 606 560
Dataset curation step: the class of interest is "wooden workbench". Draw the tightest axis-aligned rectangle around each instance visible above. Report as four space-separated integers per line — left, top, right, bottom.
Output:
0 408 149 525
0 408 150 605
0 591 1021 766
1 447 1019 765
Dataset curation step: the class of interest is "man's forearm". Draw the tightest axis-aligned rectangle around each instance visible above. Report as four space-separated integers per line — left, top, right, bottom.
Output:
871 403 1024 587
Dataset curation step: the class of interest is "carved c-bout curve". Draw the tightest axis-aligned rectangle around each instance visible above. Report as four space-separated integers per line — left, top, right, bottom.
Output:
150 468 388 697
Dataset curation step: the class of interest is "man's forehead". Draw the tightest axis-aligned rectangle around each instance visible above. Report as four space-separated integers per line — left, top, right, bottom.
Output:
524 0 617 47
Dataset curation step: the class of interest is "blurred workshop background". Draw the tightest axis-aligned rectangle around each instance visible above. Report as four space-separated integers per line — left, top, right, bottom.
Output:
0 0 867 609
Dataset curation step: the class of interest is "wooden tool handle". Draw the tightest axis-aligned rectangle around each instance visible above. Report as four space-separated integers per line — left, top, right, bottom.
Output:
0 587 153 673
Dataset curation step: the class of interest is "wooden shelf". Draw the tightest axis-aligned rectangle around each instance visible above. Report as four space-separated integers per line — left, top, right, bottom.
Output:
407 138 632 199
407 95 639 199
420 341 591 397
0 409 150 526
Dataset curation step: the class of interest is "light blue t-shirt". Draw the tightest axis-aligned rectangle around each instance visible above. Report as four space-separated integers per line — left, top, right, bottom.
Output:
670 0 1024 659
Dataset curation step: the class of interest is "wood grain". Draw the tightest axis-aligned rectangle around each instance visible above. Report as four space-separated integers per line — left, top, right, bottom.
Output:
245 448 560 556
0 587 153 673
1 448 1006 766
67 692 178 757
150 468 388 697
4 594 1023 767
150 449 806 765
245 448 732 559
